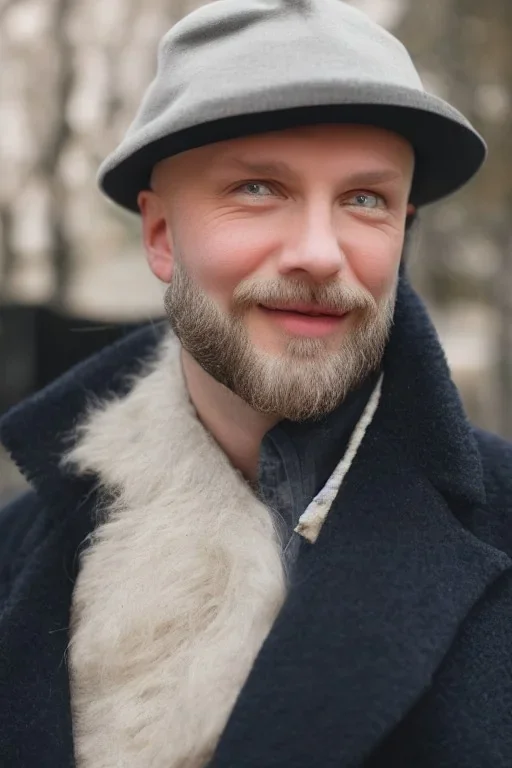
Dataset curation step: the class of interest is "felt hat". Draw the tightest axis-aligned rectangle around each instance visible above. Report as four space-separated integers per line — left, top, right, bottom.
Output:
98 0 486 212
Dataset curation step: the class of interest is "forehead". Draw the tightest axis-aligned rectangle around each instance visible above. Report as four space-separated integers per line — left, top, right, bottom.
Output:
205 125 414 165
154 123 415 188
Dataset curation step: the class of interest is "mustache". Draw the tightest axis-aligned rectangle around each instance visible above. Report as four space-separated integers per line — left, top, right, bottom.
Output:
232 278 377 315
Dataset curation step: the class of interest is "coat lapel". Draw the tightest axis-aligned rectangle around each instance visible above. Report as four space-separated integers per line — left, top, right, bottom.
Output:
208 279 511 767
0 278 510 768
0 503 89 767
0 323 166 767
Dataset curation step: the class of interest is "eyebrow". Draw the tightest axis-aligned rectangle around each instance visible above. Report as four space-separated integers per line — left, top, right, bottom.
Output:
214 157 404 186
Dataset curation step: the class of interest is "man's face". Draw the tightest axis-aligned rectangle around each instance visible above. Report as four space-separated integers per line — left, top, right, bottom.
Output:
139 124 415 421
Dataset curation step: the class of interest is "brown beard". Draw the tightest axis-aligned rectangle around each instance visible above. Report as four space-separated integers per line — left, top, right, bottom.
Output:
164 260 395 421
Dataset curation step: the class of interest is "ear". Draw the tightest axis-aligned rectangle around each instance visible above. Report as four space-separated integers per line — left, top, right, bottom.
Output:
138 190 174 283
406 203 416 216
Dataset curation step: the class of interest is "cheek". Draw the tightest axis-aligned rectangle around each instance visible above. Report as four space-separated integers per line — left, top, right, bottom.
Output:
176 216 276 298
343 227 403 300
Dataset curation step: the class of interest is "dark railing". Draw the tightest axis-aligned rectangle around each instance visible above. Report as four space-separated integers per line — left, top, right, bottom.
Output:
0 304 153 416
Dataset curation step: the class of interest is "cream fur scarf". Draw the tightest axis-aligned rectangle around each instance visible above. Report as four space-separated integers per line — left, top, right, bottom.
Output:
64 332 287 768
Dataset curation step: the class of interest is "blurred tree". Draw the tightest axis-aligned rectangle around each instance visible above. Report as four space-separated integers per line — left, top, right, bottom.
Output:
394 0 512 434
41 0 75 307
465 0 512 437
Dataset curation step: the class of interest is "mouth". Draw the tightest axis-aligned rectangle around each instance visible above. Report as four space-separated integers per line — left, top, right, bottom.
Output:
259 303 345 318
257 303 348 338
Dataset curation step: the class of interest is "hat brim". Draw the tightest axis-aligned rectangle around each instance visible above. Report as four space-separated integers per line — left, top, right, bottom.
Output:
99 103 486 213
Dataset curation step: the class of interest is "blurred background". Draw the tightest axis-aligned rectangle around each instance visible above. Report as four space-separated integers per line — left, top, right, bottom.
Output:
1 0 512 503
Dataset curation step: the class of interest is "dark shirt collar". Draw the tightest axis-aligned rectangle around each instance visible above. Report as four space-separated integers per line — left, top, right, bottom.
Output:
269 370 381 493
256 370 380 568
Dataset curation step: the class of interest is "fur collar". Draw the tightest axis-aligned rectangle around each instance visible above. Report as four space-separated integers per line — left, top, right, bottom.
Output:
65 334 287 768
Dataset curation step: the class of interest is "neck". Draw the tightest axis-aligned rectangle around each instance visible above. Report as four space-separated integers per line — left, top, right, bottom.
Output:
180 348 279 484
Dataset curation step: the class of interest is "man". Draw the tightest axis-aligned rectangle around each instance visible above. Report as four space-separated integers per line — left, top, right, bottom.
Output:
1 1 511 767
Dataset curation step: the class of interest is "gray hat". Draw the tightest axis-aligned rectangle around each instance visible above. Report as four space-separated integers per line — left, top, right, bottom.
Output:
98 0 486 213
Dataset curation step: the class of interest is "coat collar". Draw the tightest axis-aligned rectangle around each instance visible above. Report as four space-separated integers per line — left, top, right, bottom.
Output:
207 277 511 767
0 322 170 767
1 276 510 768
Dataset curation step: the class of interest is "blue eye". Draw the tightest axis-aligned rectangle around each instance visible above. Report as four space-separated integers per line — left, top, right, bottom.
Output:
239 182 274 197
348 193 383 209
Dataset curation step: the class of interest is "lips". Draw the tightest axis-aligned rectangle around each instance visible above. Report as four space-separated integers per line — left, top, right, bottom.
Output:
257 304 348 338
259 303 344 318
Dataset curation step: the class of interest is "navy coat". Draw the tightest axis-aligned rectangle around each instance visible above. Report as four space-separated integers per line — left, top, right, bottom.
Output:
1 276 512 768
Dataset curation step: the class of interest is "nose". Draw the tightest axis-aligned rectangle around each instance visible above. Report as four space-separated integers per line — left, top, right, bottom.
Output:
276 207 345 282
